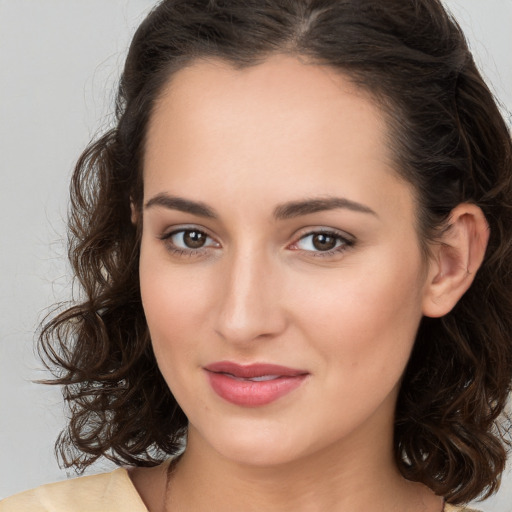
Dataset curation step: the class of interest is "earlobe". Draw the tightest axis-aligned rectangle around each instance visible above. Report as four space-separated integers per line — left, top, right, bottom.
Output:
422 203 489 318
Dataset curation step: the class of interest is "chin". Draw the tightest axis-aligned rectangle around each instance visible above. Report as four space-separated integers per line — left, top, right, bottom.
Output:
190 418 311 468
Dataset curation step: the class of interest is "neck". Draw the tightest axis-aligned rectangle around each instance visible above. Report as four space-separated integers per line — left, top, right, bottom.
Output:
164 424 442 512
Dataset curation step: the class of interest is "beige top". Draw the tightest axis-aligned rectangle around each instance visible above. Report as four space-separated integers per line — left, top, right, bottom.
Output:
0 467 481 512
0 468 147 512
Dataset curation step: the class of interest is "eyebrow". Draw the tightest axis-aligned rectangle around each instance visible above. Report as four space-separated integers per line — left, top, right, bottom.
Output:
145 194 217 218
273 197 377 220
144 193 377 219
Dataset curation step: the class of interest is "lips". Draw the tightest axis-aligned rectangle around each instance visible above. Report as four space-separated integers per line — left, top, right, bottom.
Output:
204 361 309 407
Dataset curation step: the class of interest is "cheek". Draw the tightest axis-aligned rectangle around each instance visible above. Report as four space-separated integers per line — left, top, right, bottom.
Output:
139 245 208 357
139 252 212 406
291 245 426 375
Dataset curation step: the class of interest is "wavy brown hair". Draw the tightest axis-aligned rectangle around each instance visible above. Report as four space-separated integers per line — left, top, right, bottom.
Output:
39 0 512 504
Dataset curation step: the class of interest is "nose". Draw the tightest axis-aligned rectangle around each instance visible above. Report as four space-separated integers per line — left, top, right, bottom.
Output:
214 248 287 344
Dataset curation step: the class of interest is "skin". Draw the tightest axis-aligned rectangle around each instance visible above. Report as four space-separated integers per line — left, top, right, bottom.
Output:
132 54 488 511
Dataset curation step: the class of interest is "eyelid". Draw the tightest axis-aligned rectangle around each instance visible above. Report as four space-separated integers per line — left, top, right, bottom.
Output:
160 224 218 241
291 226 355 244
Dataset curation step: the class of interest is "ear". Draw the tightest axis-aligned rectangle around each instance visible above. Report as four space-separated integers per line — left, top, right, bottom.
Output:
422 203 489 318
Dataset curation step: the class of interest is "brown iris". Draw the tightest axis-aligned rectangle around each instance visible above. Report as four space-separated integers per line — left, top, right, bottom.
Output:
312 233 338 251
183 230 207 248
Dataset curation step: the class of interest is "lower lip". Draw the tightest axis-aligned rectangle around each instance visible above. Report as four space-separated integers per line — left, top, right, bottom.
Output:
205 371 308 407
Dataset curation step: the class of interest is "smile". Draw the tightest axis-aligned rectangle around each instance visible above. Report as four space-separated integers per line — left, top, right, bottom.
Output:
203 361 309 407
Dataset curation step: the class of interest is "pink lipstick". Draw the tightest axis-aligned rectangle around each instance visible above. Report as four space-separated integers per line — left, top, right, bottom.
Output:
204 361 309 407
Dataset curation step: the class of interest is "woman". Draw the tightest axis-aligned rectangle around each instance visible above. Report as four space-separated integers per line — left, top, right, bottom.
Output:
2 0 511 510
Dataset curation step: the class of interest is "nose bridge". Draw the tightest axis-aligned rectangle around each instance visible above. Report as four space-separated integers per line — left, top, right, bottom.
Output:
215 242 285 343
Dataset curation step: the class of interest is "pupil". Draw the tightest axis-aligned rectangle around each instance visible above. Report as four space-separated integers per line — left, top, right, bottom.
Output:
184 230 206 249
312 233 336 251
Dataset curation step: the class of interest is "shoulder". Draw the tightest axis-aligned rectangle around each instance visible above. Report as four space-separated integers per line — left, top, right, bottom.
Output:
0 467 148 512
444 504 482 512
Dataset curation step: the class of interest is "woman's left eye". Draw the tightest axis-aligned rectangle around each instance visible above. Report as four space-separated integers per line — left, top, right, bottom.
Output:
291 231 353 255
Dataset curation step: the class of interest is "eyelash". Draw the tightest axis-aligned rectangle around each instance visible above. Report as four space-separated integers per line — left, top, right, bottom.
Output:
159 227 355 258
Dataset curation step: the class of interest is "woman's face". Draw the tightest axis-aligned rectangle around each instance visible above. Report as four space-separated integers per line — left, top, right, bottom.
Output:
140 55 432 466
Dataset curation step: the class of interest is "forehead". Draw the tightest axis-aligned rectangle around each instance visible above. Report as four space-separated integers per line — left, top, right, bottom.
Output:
143 54 414 221
146 54 391 171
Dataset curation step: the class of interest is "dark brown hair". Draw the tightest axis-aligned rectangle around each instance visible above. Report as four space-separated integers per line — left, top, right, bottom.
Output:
39 0 512 504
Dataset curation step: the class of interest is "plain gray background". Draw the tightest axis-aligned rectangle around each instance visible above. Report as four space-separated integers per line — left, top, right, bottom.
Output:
1 0 511 509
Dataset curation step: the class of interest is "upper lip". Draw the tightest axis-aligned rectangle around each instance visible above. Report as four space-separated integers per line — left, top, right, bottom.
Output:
204 361 309 378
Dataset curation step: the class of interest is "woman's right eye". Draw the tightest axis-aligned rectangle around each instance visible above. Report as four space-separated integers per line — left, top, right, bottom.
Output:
160 228 220 254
